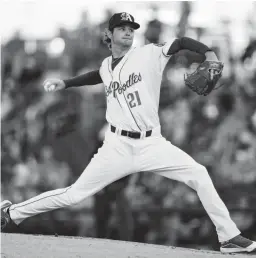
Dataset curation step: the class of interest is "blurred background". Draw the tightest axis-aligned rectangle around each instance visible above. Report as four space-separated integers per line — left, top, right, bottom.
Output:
1 0 256 251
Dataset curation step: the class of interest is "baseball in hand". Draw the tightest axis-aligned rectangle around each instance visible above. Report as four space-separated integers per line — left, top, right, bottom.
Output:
46 83 56 92
43 79 65 92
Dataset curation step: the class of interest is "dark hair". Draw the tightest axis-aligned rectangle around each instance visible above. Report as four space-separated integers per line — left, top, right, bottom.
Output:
102 28 113 50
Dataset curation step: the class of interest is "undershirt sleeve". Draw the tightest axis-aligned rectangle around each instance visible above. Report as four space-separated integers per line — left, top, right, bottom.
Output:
167 37 211 56
64 70 103 88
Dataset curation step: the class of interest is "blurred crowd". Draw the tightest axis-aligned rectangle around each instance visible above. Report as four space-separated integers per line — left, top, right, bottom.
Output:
1 3 256 250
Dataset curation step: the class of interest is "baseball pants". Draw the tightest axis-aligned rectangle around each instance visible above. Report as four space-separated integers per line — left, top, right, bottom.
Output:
9 125 240 242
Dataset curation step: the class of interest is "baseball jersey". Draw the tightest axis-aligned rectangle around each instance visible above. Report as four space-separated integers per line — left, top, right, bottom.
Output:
99 42 173 131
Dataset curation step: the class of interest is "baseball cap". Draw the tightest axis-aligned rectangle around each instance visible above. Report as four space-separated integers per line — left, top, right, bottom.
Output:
108 12 140 30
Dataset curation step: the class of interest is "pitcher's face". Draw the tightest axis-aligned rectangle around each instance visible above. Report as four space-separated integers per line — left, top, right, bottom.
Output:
111 24 134 48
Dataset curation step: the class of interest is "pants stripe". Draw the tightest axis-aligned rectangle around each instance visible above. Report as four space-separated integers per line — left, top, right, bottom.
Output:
9 186 72 211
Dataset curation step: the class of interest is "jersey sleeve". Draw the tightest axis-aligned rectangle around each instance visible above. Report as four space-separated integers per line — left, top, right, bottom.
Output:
99 63 103 79
150 40 175 74
99 58 108 80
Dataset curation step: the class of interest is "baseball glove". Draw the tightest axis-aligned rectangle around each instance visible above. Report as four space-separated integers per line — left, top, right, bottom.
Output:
184 61 224 96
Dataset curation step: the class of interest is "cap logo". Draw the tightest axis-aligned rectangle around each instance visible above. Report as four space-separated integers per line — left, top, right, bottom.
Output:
120 12 132 22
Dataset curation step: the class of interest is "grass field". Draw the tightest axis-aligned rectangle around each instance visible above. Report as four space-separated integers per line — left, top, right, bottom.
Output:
1 233 255 258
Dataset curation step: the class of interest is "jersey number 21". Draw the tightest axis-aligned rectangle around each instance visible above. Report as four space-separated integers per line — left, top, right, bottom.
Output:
127 91 141 108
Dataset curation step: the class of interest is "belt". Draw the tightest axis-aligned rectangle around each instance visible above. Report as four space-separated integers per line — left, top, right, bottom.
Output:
110 125 152 139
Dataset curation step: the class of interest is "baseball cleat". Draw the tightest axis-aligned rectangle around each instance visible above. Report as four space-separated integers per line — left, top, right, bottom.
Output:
1 200 12 230
220 234 256 253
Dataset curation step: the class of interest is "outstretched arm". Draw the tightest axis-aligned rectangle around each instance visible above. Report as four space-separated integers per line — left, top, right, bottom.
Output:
43 70 103 92
167 37 218 61
64 70 103 88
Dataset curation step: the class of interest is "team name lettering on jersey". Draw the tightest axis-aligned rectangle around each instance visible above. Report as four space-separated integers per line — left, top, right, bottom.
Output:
105 72 142 98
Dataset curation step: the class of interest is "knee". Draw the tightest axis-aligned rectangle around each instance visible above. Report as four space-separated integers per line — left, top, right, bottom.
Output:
65 185 85 205
195 165 208 175
189 165 213 189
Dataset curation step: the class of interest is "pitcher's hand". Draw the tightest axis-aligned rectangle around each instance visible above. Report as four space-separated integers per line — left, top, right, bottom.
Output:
43 78 66 92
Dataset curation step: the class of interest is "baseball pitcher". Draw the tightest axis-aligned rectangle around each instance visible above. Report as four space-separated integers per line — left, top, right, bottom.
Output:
1 12 255 254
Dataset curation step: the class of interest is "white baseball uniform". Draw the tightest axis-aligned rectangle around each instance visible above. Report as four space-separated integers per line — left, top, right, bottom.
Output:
9 42 240 242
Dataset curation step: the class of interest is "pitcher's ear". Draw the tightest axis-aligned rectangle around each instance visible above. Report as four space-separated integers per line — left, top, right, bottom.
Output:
105 28 112 39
